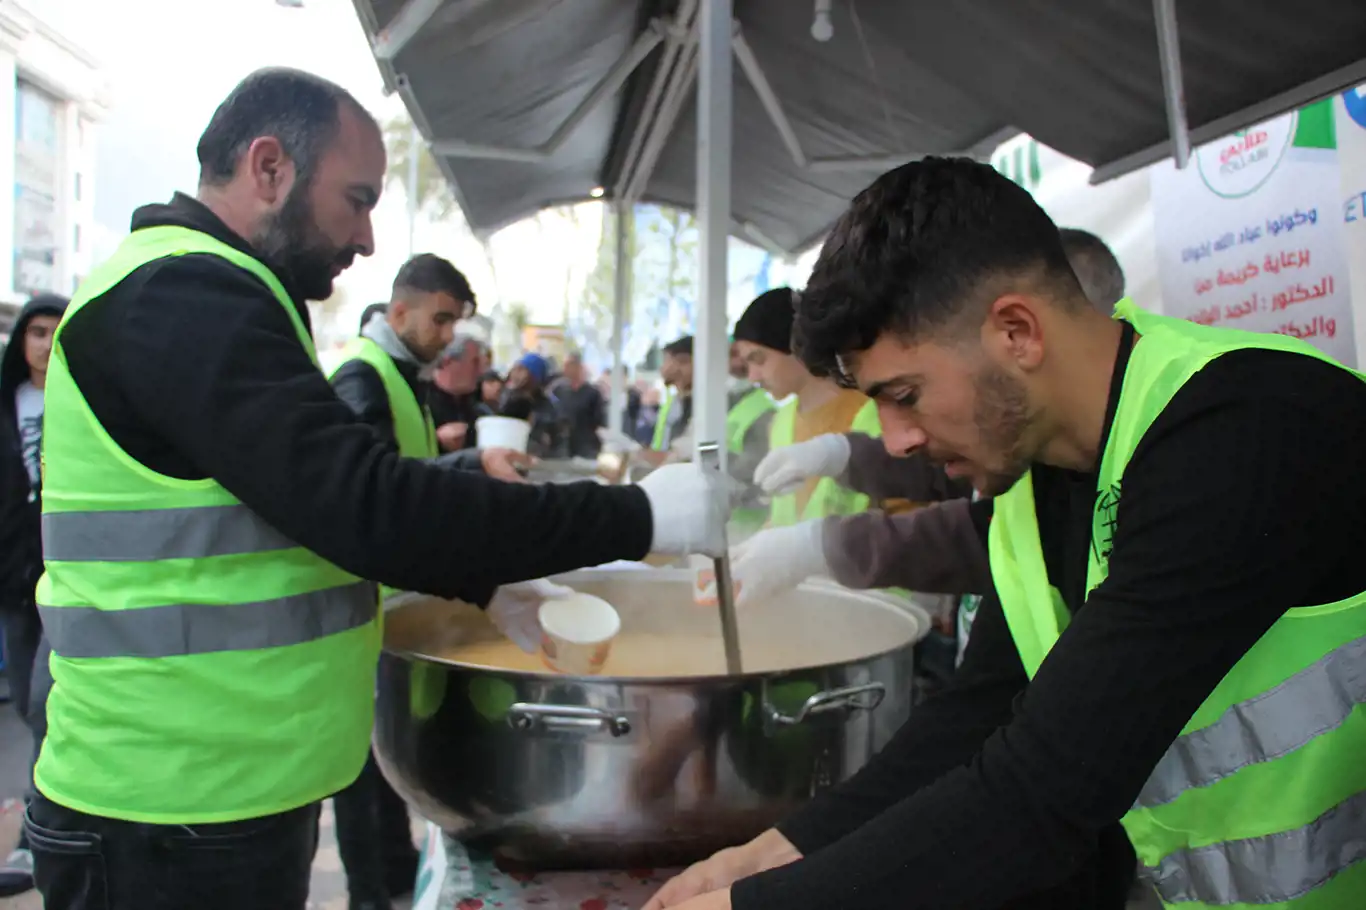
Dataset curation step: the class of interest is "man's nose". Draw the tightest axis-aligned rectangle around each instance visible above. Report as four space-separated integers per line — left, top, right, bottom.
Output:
354 216 376 257
876 402 928 456
746 364 761 383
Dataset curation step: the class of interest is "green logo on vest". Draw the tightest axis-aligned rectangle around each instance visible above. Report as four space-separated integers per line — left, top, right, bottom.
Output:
1092 481 1121 563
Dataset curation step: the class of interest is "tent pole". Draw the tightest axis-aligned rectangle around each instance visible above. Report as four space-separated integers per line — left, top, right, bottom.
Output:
694 0 732 472
610 200 632 435
1152 0 1191 169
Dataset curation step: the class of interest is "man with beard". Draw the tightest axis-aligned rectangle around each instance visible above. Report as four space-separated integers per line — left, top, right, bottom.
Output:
332 257 493 464
645 156 1366 910
726 226 1127 656
24 67 726 910
327 255 521 910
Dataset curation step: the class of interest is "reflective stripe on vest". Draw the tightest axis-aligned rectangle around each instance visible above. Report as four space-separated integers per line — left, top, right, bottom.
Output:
988 298 1366 909
328 336 437 459
328 336 436 603
768 398 879 527
35 225 379 824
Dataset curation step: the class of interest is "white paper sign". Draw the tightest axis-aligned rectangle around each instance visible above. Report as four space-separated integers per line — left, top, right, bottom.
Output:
1150 108 1356 365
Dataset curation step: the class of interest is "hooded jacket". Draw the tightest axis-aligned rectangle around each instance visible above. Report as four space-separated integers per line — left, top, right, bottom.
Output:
0 293 69 607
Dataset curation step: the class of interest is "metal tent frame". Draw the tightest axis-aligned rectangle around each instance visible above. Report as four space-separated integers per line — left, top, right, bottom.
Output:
351 0 1366 448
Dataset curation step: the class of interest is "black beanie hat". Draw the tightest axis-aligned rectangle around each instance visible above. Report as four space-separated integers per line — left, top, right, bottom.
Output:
734 287 797 354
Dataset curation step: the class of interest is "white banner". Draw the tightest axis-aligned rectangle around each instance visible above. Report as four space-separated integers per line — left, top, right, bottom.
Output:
1337 85 1366 365
1150 104 1356 365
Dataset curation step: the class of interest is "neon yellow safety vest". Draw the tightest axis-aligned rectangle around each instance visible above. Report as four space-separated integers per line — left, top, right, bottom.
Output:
652 390 677 451
727 386 776 536
328 337 436 602
35 225 380 824
727 386 774 453
768 398 880 527
328 337 437 459
989 298 1366 909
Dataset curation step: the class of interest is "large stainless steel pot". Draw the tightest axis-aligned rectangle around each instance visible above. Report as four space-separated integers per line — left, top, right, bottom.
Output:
374 568 929 869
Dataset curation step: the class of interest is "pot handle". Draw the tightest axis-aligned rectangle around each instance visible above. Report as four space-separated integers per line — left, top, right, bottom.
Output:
768 682 886 727
507 702 633 737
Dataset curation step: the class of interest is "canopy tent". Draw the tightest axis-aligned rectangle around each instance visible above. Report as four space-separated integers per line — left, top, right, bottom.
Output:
350 0 1366 459
352 0 1365 254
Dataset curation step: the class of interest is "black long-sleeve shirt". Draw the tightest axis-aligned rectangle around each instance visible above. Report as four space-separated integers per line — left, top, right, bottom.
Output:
732 335 1366 909
58 194 653 606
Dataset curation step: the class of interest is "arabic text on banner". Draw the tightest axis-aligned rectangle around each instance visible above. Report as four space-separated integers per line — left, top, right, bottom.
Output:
1149 101 1356 366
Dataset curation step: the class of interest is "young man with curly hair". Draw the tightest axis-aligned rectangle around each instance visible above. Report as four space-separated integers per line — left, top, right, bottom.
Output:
646 156 1366 910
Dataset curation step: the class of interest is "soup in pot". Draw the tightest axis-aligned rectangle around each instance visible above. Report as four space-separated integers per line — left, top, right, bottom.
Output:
383 570 924 678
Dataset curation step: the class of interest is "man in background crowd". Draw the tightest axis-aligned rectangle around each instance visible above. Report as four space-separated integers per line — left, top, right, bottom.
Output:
645 335 695 462
426 335 488 452
0 292 67 899
328 254 482 910
549 352 605 459
1058 227 1126 315
725 340 775 536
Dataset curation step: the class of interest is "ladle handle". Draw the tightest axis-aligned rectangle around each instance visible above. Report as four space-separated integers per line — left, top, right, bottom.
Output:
768 683 886 727
696 441 743 675
507 702 633 737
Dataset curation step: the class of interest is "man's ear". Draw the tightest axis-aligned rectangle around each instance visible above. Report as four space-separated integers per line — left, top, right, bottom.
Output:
242 136 297 205
982 293 1045 373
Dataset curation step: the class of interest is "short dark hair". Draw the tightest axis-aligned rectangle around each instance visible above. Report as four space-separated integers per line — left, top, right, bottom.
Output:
197 67 375 187
795 156 1082 383
662 335 694 357
1059 228 1126 312
358 302 387 333
392 254 477 312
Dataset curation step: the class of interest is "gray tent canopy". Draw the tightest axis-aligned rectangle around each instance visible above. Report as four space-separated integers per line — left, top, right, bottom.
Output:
352 0 1366 255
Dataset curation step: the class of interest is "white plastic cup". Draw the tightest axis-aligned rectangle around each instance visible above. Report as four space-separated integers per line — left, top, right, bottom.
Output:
537 592 621 675
476 415 531 453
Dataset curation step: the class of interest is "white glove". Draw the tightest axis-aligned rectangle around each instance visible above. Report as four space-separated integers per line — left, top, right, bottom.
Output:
597 426 641 454
486 579 576 653
730 520 830 608
753 434 852 495
638 462 730 557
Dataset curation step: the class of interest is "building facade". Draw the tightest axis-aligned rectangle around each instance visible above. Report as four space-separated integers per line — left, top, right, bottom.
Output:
0 1 105 335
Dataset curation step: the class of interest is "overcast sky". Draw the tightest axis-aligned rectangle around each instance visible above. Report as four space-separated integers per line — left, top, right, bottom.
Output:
41 0 606 332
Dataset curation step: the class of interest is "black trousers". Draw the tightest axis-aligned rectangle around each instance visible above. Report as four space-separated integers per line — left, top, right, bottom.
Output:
331 750 420 901
27 793 320 910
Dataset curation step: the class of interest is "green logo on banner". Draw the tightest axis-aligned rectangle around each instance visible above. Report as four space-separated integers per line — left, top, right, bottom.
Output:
994 140 1042 191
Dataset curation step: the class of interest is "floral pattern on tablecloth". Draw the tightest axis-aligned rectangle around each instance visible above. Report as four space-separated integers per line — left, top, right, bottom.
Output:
440 839 680 910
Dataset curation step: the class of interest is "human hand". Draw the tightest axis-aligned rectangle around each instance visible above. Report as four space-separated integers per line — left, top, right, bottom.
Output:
485 579 576 653
753 434 851 494
638 462 730 557
641 830 801 909
730 520 829 608
480 447 533 482
436 421 468 451
649 889 731 910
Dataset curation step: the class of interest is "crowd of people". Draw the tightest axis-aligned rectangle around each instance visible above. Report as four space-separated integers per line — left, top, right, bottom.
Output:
2 62 1363 910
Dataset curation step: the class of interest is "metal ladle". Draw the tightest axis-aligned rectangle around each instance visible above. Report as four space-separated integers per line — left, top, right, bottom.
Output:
697 442 743 674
